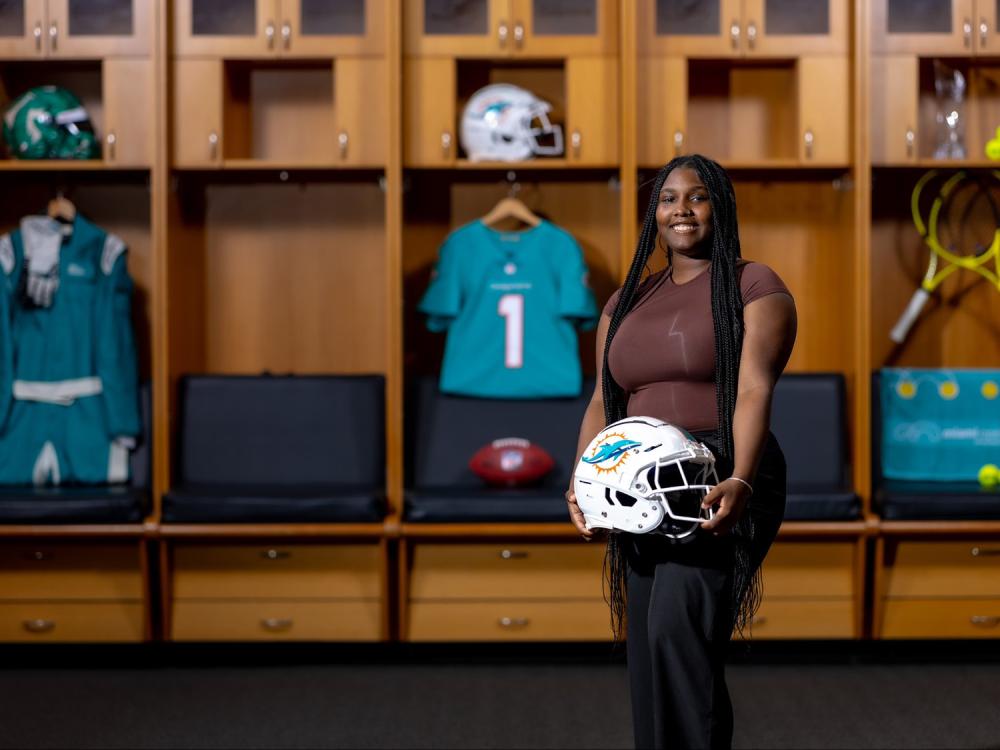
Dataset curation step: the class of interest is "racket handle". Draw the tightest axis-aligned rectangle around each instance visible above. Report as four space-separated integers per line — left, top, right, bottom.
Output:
890 288 931 343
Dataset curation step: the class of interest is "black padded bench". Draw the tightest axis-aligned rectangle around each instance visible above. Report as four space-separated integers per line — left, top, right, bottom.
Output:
404 377 593 523
162 375 386 523
0 383 151 524
873 373 1000 520
770 373 860 521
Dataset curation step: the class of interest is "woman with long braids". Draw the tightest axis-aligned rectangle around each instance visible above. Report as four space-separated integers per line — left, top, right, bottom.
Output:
565 155 797 750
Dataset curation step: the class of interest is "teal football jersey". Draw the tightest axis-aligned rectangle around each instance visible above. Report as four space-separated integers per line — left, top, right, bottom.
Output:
419 220 598 398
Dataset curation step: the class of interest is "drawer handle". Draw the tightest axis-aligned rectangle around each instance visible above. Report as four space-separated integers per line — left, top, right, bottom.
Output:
500 549 528 560
971 547 1000 557
23 619 55 634
23 550 53 562
261 549 291 560
261 618 294 632
971 616 1000 628
499 617 530 629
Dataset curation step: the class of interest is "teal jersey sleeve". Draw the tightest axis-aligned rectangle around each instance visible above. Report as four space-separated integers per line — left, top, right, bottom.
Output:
418 233 463 332
96 234 140 439
555 234 599 331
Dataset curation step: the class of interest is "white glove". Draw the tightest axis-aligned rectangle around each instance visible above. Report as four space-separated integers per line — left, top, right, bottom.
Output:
23 220 62 308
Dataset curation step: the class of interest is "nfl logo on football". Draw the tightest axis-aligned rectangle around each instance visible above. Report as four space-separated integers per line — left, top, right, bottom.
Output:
500 450 525 472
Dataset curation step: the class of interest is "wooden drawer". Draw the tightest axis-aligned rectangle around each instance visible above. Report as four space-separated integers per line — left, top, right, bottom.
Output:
882 599 1000 638
407 600 610 641
172 543 380 599
0 602 144 642
885 541 1000 598
761 542 855 598
409 543 605 601
171 600 381 641
748 599 854 639
0 543 143 600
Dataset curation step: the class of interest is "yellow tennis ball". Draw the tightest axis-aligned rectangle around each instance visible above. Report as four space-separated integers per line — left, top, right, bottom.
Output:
987 139 1000 161
979 464 1000 488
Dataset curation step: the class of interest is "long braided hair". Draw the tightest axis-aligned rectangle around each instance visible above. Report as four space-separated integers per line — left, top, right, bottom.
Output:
601 154 760 639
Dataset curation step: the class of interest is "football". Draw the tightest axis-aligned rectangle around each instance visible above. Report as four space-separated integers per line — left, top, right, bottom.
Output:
469 438 555 487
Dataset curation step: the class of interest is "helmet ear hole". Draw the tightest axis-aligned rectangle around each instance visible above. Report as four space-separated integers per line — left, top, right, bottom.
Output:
615 491 638 508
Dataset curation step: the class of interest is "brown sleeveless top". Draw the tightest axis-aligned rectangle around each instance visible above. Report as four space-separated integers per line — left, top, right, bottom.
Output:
603 261 791 433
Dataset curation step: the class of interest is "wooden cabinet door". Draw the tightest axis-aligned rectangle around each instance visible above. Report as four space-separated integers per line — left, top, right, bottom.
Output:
638 0 742 57
405 0 509 57
279 0 385 57
566 57 618 166
47 0 151 57
0 0 45 58
172 59 223 168
174 0 277 57
872 0 975 55
797 56 849 165
404 57 456 166
742 0 847 56
975 0 1000 54
510 0 616 57
333 57 386 166
103 58 153 166
870 55 918 164
637 56 687 166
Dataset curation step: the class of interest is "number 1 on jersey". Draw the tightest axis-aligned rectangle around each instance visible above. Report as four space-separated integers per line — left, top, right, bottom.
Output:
498 294 524 369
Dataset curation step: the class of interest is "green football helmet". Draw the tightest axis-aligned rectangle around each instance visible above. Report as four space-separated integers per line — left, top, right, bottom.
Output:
3 86 98 160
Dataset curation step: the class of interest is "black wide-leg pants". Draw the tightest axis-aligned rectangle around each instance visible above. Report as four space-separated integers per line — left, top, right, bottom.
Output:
624 432 786 750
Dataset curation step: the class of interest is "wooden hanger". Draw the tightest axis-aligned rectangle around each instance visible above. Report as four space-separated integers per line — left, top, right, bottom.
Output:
481 174 541 228
46 191 76 224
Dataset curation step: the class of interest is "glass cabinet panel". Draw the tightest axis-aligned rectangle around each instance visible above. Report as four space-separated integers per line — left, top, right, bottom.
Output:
532 0 596 35
192 0 256 36
0 0 25 37
656 0 720 36
886 0 951 33
68 0 133 36
764 0 828 35
424 0 488 35
300 0 364 36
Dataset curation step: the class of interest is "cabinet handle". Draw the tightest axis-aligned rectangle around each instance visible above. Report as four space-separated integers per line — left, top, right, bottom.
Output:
441 130 452 158
964 17 972 48
261 618 293 632
981 18 989 47
905 128 915 158
338 131 349 158
730 20 740 50
282 21 291 50
261 548 290 560
23 550 53 561
49 20 57 51
208 131 219 161
803 129 814 159
499 617 530 629
33 21 42 51
106 131 117 161
23 619 55 634
751 615 767 626
570 129 582 158
673 129 684 156
971 616 1000 628
746 20 757 50
498 19 509 48
266 20 275 49
971 546 1000 557
499 549 528 560
513 21 525 49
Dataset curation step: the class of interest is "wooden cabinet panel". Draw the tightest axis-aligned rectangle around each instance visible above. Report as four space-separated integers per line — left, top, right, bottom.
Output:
0 544 142 600
171 600 381 641
742 0 847 56
749 599 854 639
885 541 1000 598
47 0 151 57
174 0 276 57
872 0 975 55
882 598 1000 638
870 55 918 164
404 0 507 57
797 56 849 165
637 56 687 166
407 600 609 641
977 0 1000 54
761 542 855 598
511 0 617 57
409 543 605 600
566 57 618 166
172 59 223 167
0 602 143 642
333 57 386 166
0 0 45 58
639 0 742 57
403 57 456 166
173 543 380 599
103 58 153 167
281 0 385 57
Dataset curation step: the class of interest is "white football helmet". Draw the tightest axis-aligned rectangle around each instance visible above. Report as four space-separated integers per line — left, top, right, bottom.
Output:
460 83 564 162
573 417 719 540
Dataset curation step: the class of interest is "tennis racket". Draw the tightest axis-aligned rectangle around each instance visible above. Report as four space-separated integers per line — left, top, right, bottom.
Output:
890 170 1000 343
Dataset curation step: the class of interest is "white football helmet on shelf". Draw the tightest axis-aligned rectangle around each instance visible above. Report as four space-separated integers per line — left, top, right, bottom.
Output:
460 83 564 162
573 417 719 540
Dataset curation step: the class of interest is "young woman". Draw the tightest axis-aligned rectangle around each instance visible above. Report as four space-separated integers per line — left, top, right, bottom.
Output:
565 155 797 750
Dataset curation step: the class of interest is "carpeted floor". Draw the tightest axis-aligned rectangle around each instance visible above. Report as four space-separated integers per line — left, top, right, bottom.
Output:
2 644 999 749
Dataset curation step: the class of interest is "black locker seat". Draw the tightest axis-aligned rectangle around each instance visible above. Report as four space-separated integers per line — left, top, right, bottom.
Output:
404 377 593 523
0 383 151 524
162 375 386 523
770 374 860 521
873 373 1000 520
